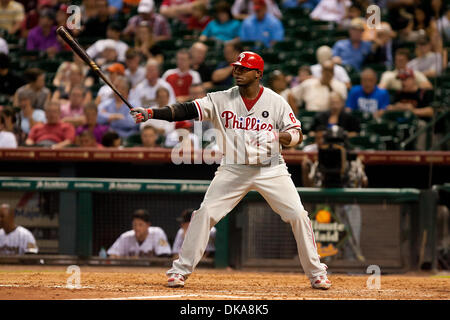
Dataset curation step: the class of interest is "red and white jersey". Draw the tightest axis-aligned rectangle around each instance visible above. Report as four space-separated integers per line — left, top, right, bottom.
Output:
107 226 171 257
193 86 301 165
162 68 202 98
0 226 38 255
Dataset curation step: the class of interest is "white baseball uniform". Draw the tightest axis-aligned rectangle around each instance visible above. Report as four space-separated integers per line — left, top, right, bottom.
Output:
167 86 328 279
107 226 171 257
0 226 38 255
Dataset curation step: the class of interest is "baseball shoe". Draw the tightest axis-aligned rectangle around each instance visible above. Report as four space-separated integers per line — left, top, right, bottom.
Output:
168 273 185 288
310 275 332 290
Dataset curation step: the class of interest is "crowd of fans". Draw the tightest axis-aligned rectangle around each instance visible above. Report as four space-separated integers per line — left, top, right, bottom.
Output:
0 0 449 151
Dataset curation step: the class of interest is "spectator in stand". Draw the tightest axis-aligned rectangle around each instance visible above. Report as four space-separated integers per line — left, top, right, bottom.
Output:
188 2 211 31
55 3 69 30
26 8 61 58
212 40 243 87
16 88 46 135
0 203 38 255
311 91 360 137
107 209 171 258
97 76 139 139
101 131 121 148
189 42 213 90
340 3 363 30
60 86 88 128
332 18 372 72
52 64 93 106
138 125 160 148
80 0 99 25
162 49 202 102
311 46 351 89
0 53 25 97
436 4 450 41
130 58 177 108
412 3 440 49
282 0 320 10
53 54 92 89
268 70 296 112
25 101 76 149
239 0 284 48
379 48 433 90
107 0 123 16
199 1 241 42
387 68 434 150
0 108 17 148
86 22 129 63
125 48 147 89
160 0 208 25
133 21 165 64
289 60 348 112
0 0 25 35
95 63 126 106
75 102 109 145
13 68 51 110
0 36 7 54
172 208 216 259
289 65 313 88
78 0 111 38
123 0 171 43
407 35 445 79
139 86 176 136
346 68 389 118
364 22 395 69
232 0 282 20
310 0 351 23
76 130 103 148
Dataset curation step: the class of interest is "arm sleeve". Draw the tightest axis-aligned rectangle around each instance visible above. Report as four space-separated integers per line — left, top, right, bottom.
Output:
152 101 200 121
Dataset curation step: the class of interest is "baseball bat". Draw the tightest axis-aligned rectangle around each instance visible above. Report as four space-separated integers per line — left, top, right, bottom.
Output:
56 26 134 110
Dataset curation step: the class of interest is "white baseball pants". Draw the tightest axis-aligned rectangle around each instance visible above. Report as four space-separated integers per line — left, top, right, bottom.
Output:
167 163 328 279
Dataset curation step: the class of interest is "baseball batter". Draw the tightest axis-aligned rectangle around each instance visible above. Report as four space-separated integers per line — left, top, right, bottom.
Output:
130 52 331 290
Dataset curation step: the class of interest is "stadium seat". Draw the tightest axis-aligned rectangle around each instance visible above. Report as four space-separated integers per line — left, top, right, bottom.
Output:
124 133 142 147
298 110 317 134
365 121 400 150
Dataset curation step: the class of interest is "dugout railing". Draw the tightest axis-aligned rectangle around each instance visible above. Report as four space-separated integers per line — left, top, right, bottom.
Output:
0 177 442 273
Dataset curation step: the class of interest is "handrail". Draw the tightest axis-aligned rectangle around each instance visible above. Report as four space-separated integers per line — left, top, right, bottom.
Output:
400 109 450 150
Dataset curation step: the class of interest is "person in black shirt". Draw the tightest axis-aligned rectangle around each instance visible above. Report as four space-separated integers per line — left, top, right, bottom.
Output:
189 42 213 90
311 91 361 138
0 53 25 97
388 68 434 121
388 68 434 150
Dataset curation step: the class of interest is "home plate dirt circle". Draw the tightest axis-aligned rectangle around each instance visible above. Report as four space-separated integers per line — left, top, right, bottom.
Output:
0 265 448 300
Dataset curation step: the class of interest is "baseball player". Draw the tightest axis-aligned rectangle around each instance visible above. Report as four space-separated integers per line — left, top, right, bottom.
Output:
130 52 332 290
107 209 171 258
0 203 38 255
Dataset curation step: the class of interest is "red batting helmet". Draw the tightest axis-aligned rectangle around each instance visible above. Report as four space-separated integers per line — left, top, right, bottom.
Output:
231 51 264 73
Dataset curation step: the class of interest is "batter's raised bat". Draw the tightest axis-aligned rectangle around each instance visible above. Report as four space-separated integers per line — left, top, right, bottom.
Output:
56 26 134 110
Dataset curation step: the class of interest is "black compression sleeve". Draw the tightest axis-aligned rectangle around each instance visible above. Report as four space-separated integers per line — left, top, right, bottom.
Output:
151 102 199 122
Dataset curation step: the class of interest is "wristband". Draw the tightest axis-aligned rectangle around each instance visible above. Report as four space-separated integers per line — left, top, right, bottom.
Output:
286 129 300 147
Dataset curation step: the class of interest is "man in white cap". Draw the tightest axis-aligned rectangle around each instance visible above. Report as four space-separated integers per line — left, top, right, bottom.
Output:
123 0 171 43
310 46 351 89
86 22 129 62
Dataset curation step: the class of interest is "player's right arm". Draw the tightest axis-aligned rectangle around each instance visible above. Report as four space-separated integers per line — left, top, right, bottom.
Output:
130 95 213 123
130 102 199 123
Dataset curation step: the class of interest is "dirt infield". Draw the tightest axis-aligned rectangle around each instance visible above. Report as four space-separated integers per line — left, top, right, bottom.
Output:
0 265 448 300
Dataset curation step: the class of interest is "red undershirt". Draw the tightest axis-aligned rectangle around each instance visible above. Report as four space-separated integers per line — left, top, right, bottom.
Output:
241 86 264 111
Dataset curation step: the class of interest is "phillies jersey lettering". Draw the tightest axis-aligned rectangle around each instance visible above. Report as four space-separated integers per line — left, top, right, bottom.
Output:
194 86 301 165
